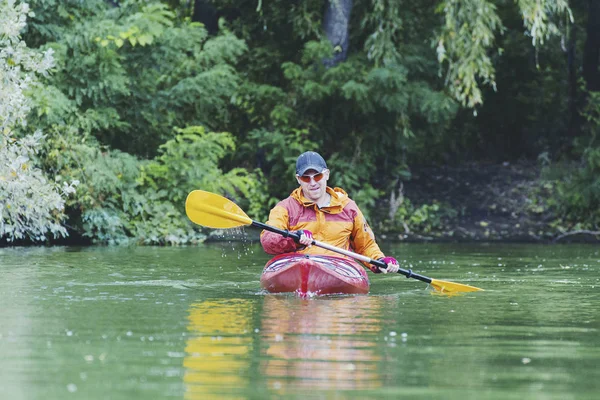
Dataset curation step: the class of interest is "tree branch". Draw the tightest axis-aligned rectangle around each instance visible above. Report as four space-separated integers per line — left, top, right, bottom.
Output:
553 230 600 243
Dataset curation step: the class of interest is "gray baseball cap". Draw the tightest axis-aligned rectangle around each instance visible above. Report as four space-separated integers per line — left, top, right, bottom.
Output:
296 151 327 175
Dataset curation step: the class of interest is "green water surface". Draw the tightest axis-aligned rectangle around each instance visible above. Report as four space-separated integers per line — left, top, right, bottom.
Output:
1 243 598 399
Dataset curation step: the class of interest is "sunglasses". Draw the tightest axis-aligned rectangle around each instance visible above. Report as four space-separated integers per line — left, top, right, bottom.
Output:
298 172 324 183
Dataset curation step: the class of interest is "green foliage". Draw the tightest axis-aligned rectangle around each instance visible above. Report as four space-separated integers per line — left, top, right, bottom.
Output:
38 124 264 244
361 0 403 66
97 2 175 48
26 0 247 155
140 126 266 219
0 131 76 242
81 208 129 245
244 127 318 201
536 90 600 229
140 126 239 203
552 150 600 228
7 0 590 245
209 2 460 218
581 90 600 130
516 0 573 47
437 0 572 107
436 0 503 107
381 199 457 234
240 35 456 205
0 0 76 243
38 129 144 243
15 2 262 244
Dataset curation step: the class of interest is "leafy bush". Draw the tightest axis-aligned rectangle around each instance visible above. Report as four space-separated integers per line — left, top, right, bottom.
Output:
1 0 76 243
1 131 77 242
380 199 457 235
536 91 600 230
16 2 261 244
140 126 267 220
37 125 264 244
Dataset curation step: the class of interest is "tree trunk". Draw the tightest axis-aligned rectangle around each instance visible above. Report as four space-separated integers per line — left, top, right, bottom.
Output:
322 0 353 67
583 0 600 91
192 0 219 34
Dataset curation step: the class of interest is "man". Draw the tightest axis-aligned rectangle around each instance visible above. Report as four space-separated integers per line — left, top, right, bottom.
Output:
260 151 399 274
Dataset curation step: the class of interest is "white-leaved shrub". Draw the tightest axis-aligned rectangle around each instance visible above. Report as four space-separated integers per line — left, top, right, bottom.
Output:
1 0 76 242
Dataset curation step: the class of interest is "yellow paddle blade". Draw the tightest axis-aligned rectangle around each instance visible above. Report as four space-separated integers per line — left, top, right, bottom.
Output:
430 279 484 295
185 190 253 229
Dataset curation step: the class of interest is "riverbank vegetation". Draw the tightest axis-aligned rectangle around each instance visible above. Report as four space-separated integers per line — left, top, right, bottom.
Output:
1 0 599 245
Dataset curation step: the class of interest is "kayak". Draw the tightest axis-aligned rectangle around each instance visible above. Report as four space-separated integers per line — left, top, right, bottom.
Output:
260 253 370 296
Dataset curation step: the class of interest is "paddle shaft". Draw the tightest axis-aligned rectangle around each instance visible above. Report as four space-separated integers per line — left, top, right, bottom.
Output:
251 221 433 285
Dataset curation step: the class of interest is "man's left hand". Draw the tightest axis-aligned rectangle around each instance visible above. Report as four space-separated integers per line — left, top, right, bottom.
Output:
378 256 399 274
293 229 314 247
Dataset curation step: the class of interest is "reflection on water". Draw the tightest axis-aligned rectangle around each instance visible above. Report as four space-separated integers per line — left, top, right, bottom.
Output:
184 299 253 400
261 295 384 395
182 296 386 398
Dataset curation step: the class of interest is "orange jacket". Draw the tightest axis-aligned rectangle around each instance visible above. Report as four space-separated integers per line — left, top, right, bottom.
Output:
260 187 384 267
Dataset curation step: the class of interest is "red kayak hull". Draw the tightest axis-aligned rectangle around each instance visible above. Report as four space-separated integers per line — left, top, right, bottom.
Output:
260 253 370 296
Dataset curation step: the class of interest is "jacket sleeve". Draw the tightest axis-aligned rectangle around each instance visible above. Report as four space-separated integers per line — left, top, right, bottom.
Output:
260 205 298 254
351 206 385 267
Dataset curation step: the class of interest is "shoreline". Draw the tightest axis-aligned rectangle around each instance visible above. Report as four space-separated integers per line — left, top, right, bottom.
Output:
3 162 599 247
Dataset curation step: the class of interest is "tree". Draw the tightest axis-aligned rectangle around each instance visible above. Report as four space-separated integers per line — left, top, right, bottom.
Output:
437 0 572 108
323 0 353 67
0 0 76 243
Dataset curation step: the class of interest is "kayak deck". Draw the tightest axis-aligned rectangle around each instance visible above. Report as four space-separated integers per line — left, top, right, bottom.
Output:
260 253 370 296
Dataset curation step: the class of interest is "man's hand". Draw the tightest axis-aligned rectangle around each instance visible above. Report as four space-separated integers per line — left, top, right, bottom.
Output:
294 229 314 247
378 256 399 274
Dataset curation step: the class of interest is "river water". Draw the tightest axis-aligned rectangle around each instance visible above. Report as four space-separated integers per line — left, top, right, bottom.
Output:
0 242 598 399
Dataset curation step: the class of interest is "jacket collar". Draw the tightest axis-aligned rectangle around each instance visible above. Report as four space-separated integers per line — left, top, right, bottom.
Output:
290 186 349 213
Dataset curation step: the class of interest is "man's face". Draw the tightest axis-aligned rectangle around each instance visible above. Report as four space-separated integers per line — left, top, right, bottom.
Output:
296 169 329 202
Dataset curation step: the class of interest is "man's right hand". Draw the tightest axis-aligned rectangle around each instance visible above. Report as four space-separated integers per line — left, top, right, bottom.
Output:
293 229 314 247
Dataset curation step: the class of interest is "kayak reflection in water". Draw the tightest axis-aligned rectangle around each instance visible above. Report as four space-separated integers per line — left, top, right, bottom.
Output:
260 295 385 394
183 296 388 398
260 151 399 274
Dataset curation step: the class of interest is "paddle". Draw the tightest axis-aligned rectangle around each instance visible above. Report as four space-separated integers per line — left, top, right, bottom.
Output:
185 190 483 294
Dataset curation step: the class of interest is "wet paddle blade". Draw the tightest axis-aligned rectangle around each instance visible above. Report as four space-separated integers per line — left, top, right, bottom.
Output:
185 190 252 229
430 279 484 294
